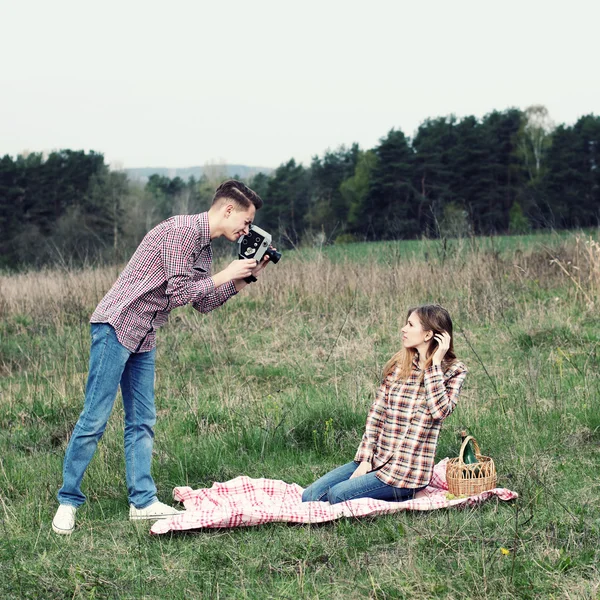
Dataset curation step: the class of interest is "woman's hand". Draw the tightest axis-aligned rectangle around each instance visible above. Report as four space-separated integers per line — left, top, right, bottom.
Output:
432 331 451 366
350 461 371 479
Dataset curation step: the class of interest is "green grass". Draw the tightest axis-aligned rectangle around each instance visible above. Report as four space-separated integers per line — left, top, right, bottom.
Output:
1 233 600 599
302 228 599 264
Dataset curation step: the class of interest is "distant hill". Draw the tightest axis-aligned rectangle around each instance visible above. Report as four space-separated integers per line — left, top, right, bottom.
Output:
125 164 273 183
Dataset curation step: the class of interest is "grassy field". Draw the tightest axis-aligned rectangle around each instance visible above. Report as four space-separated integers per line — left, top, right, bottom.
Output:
1 232 599 599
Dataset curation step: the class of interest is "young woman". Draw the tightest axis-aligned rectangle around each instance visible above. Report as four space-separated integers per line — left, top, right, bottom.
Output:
302 304 467 504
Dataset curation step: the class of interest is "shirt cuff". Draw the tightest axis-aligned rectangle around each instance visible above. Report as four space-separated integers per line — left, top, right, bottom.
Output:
220 280 238 298
354 449 373 464
192 276 216 300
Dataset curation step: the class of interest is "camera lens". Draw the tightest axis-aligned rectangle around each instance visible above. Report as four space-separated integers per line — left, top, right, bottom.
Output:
265 247 282 264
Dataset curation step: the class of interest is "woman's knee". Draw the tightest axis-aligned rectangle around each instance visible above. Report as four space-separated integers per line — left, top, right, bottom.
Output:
301 486 327 503
326 487 346 504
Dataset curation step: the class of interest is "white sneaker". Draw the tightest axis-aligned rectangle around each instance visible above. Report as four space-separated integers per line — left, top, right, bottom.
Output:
129 500 182 521
52 504 77 535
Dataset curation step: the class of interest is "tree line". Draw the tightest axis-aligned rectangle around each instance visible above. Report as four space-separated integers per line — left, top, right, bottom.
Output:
1 106 599 269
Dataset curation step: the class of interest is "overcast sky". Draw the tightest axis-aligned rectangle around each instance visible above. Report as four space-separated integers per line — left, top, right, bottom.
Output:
1 0 598 170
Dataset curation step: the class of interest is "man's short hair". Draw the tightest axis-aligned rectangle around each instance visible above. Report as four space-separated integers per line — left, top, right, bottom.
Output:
212 180 263 210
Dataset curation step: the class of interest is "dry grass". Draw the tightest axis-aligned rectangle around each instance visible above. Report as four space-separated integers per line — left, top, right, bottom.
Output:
3 235 598 322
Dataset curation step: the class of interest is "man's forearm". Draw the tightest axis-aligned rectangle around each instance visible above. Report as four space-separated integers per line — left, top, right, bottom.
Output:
233 279 249 292
211 271 231 288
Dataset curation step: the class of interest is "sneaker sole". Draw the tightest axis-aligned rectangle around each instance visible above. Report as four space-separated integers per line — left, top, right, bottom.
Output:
52 522 74 535
129 513 180 521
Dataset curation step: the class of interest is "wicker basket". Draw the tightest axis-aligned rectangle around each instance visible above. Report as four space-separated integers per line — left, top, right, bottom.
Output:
446 435 497 496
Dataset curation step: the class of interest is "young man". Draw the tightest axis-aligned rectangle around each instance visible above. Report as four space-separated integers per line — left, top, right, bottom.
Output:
52 180 269 534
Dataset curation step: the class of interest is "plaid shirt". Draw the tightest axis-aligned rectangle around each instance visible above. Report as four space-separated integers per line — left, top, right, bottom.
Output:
355 358 467 488
91 212 237 352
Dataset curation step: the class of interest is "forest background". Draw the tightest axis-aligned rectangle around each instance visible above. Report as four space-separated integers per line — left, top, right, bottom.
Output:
2 104 599 270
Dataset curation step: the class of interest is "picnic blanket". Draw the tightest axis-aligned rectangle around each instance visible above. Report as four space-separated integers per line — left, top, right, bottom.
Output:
150 458 517 534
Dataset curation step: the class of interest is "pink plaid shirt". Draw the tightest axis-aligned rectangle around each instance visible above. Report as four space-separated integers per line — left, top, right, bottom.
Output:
91 212 237 352
355 358 467 489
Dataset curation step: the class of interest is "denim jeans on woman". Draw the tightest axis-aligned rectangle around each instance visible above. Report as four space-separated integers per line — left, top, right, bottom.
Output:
302 461 425 504
58 323 158 509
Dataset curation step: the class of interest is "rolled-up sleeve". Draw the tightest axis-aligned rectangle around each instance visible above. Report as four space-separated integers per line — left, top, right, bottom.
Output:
354 379 389 464
422 363 467 422
161 228 216 308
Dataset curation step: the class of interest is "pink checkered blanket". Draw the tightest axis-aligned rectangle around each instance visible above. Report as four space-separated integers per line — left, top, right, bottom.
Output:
150 458 517 535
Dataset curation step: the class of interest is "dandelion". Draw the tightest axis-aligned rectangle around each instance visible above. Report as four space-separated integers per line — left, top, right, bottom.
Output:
500 547 510 556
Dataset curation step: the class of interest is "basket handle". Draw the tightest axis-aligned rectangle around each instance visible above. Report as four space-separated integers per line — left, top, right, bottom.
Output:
459 435 481 464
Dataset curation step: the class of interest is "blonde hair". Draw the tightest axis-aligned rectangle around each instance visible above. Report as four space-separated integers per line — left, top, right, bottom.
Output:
383 304 457 381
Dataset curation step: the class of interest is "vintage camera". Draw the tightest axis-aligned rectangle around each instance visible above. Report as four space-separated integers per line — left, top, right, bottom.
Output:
237 225 281 265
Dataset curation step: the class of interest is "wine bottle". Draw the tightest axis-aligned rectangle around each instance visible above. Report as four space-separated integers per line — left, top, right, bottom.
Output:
461 430 481 476
461 430 478 464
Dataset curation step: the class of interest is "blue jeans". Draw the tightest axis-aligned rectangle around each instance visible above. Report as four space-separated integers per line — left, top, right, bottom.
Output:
302 461 425 504
58 323 158 509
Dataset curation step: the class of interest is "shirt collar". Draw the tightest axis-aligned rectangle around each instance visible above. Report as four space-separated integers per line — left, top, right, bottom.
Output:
196 212 211 248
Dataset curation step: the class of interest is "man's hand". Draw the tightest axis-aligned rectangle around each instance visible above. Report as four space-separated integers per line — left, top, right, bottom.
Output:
212 259 257 288
350 461 371 479
251 253 272 277
233 247 277 291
